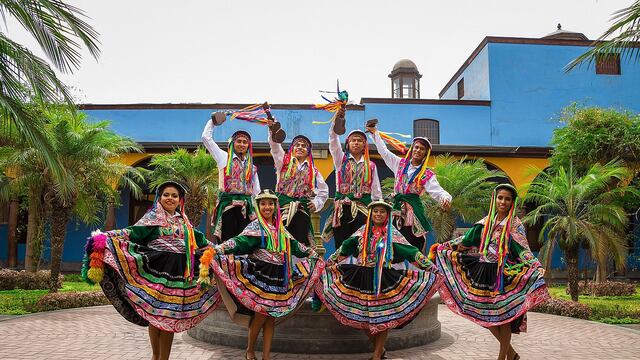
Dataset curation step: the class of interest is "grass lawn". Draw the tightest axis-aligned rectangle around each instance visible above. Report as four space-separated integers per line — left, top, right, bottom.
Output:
549 285 640 324
0 275 100 315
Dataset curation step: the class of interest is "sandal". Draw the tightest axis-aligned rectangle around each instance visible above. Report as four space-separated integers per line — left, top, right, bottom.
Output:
333 109 346 135
211 111 227 125
244 351 257 360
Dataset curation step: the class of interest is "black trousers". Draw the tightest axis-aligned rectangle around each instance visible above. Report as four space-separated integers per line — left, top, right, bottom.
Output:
333 203 367 249
285 211 312 246
398 225 427 254
218 206 251 243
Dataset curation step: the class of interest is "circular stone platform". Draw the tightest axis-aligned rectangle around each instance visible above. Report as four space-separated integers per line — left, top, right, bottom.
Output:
186 294 441 354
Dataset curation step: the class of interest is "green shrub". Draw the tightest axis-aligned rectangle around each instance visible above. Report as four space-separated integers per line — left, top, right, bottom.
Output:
531 298 592 319
15 270 63 290
33 291 109 312
0 269 18 290
567 281 637 297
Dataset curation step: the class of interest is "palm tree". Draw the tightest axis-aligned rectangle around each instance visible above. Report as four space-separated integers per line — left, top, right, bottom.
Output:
523 161 637 301
1 106 141 290
566 1 640 71
147 148 218 228
382 155 503 243
0 0 100 193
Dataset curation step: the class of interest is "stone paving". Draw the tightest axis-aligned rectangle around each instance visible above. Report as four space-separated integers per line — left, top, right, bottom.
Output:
1 305 639 359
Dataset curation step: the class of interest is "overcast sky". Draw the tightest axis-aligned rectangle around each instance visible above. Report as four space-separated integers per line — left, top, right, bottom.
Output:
3 0 632 104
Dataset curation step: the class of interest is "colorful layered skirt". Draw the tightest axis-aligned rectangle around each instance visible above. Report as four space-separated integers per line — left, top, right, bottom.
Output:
94 236 220 332
210 254 324 324
435 248 549 332
315 264 442 334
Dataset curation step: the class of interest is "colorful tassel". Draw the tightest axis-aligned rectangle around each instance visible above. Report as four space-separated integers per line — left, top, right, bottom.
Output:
378 131 410 154
86 231 107 284
197 248 216 287
428 243 440 262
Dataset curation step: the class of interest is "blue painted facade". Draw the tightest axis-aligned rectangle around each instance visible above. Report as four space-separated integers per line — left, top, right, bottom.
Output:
2 36 640 273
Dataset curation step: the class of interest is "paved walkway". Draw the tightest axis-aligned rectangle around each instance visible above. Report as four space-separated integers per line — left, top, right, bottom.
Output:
0 305 639 359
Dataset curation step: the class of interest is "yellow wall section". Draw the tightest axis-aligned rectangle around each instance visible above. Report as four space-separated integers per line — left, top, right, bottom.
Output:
116 152 548 193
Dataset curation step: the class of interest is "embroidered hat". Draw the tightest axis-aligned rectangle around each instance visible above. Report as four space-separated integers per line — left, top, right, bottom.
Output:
495 183 518 198
156 181 187 198
255 189 279 201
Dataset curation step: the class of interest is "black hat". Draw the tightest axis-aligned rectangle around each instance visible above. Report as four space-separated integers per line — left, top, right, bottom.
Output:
291 135 312 149
495 183 518 198
156 181 187 198
230 130 251 142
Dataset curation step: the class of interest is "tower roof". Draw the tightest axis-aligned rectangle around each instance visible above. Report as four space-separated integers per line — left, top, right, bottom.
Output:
542 24 589 41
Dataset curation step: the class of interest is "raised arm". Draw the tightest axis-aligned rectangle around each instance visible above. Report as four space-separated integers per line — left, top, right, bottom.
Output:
329 125 344 170
201 120 228 169
370 131 401 174
268 128 286 172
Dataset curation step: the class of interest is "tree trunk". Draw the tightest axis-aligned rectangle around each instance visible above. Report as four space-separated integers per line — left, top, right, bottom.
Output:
24 189 42 272
566 247 580 302
49 203 72 292
595 264 607 283
105 202 116 231
7 198 19 268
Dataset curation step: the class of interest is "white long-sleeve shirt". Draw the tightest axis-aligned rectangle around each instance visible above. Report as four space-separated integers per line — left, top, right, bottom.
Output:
268 130 329 212
328 127 382 201
201 120 260 196
370 131 451 203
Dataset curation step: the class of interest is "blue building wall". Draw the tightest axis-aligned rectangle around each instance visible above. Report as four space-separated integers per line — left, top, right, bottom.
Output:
487 42 640 146
362 102 492 145
441 46 490 101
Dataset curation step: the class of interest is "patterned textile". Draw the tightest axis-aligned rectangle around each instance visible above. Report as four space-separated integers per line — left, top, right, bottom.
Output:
435 216 549 332
316 225 440 334
337 160 375 197
394 158 434 195
209 224 322 319
86 208 220 333
276 162 318 199
223 157 257 194
211 192 255 240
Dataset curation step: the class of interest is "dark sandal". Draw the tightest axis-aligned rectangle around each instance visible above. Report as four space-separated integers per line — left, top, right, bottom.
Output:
271 128 286 143
211 111 227 125
333 110 346 135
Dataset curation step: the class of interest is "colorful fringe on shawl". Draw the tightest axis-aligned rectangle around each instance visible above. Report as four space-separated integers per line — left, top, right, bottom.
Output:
359 210 395 296
479 190 518 292
281 141 317 190
395 141 432 194
225 137 254 184
339 133 372 188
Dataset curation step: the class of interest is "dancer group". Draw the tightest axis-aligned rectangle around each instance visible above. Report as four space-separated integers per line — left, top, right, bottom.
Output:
82 105 549 360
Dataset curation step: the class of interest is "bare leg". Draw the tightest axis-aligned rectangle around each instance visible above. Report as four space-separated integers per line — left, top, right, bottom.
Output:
148 326 161 360
158 330 174 360
496 324 512 360
373 330 389 360
262 317 276 360
247 314 267 359
488 326 516 359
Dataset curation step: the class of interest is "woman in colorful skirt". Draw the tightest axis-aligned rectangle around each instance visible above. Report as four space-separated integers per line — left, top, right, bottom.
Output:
433 183 549 360
82 181 220 360
316 200 442 360
198 189 324 360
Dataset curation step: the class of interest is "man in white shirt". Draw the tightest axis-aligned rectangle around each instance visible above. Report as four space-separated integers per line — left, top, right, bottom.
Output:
322 113 382 249
367 121 451 252
202 117 260 242
267 123 329 248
